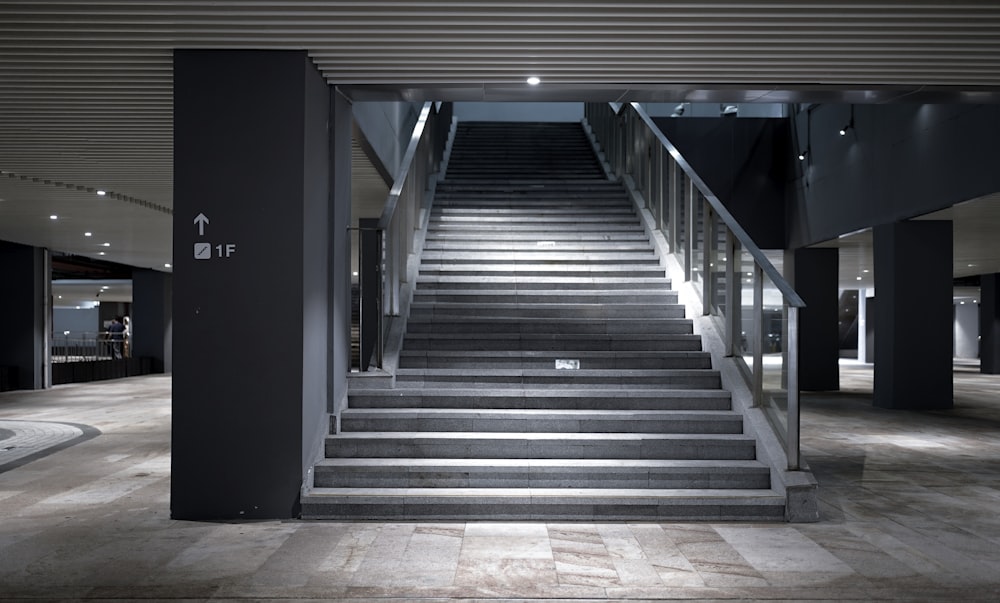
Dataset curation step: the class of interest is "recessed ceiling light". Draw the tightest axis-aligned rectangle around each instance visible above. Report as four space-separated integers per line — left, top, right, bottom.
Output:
96 190 107 196
84 232 92 237
164 263 171 268
101 286 109 290
856 276 862 281
49 215 57 220
352 271 359 277
863 269 869 273
58 295 62 299
102 242 111 247
98 252 106 256
526 76 541 86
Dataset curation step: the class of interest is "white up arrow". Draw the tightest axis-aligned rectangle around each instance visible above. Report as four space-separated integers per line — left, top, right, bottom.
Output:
194 213 209 236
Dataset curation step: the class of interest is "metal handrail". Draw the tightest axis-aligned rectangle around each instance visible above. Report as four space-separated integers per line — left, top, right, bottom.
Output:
585 101 804 471
378 102 433 231
352 101 452 372
629 102 804 308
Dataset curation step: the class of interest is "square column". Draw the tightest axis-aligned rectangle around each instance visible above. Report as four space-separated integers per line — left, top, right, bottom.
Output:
789 247 840 391
0 241 50 390
131 269 172 373
172 50 337 519
981 274 1000 374
873 220 953 409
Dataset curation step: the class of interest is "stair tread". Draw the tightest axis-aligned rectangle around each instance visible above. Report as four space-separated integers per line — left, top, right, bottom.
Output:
328 432 752 441
316 458 763 468
350 388 729 397
341 408 738 418
304 487 782 500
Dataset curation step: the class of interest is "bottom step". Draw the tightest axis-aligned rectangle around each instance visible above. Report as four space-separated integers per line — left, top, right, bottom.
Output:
300 487 786 521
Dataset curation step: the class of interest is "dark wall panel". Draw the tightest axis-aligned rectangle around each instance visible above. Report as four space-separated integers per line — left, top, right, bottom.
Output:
788 104 1000 248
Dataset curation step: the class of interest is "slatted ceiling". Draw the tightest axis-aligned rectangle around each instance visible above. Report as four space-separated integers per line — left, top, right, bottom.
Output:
0 2 999 271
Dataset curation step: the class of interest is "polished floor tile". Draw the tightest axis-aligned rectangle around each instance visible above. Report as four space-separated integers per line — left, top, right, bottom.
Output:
0 363 999 601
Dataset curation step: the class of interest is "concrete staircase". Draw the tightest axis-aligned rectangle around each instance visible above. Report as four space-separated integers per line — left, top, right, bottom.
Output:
301 121 785 520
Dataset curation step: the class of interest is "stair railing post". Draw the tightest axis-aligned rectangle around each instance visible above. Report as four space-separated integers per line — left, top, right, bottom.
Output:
725 229 737 357
684 176 695 282
702 200 712 316
752 264 764 407
786 304 801 470
668 159 679 253
358 219 381 370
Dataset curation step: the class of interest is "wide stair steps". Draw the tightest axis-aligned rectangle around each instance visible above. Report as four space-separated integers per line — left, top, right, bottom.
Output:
302 121 784 520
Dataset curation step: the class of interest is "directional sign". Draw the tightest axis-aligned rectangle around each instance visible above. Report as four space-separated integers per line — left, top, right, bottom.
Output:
194 213 210 236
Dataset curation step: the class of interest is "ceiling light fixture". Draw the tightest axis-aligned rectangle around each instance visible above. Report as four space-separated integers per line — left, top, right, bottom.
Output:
722 104 738 116
798 149 809 161
164 263 171 268
526 76 540 86
49 214 57 220
670 103 686 118
839 105 856 136
84 232 92 237
102 242 111 247
98 252 106 256
96 190 107 196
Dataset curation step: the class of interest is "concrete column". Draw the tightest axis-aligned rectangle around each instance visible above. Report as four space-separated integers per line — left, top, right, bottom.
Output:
132 269 172 373
857 289 868 363
981 274 1000 373
789 247 840 391
172 50 334 519
0 241 50 390
873 220 953 409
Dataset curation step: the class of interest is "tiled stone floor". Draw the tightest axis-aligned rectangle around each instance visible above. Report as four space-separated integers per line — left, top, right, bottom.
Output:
0 363 999 601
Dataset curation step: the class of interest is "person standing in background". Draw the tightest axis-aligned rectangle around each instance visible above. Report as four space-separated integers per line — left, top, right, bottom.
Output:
108 316 126 359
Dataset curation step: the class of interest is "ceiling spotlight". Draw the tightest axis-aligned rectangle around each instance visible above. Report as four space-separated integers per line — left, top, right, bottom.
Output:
670 103 686 118
50 215 58 220
722 105 739 116
164 263 172 268
96 190 107 196
798 149 809 161
526 76 541 86
98 252 106 256
102 242 111 247
84 232 92 237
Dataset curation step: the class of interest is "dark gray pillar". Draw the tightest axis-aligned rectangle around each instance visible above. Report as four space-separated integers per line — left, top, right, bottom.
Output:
790 247 840 391
132 269 172 373
981 274 1000 374
0 241 50 390
873 221 953 410
172 50 333 519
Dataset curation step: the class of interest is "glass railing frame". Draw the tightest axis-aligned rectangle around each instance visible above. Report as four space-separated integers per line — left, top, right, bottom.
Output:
584 101 805 471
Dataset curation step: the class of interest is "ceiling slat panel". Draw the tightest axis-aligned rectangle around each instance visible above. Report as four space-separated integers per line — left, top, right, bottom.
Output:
0 0 998 270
